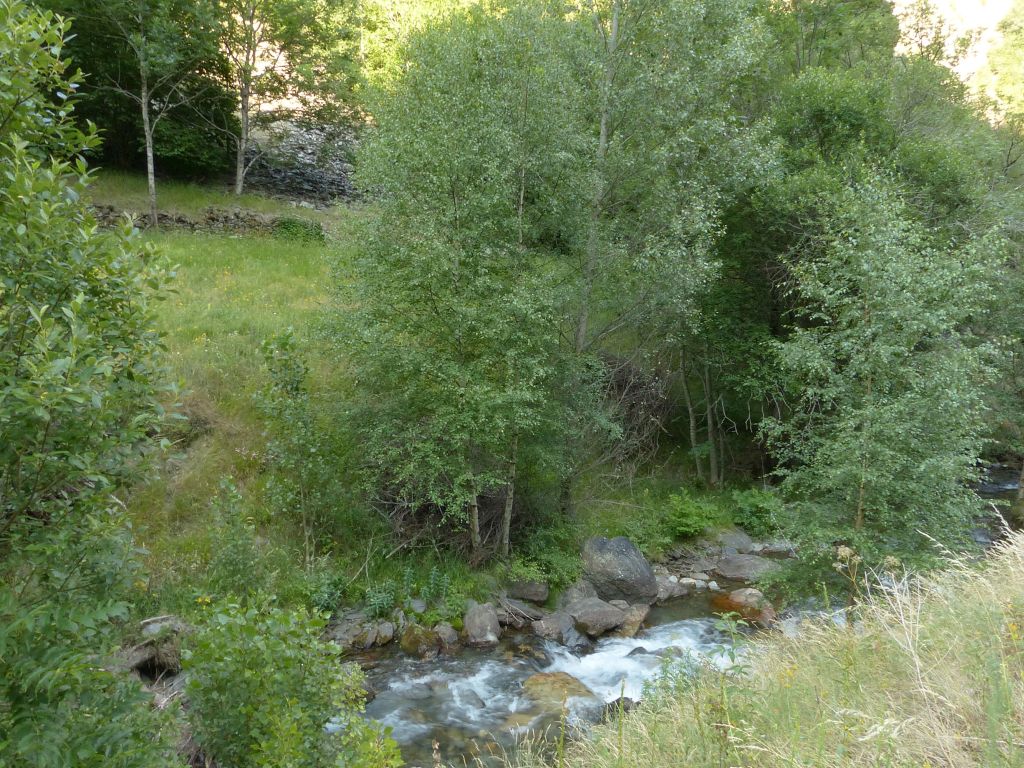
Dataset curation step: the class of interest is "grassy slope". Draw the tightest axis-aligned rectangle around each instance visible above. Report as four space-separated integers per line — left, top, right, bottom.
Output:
94 173 751 619
512 536 1024 768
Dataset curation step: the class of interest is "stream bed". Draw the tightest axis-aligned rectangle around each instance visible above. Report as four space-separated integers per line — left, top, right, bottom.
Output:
361 591 736 766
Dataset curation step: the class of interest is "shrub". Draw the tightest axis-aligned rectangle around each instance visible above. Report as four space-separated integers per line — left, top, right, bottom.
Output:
0 3 178 765
665 490 721 539
184 602 400 768
272 215 326 243
729 487 784 538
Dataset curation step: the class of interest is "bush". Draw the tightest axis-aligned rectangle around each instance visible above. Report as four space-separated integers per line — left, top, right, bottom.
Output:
664 490 721 539
0 3 177 765
272 215 326 243
729 487 784 538
184 602 400 768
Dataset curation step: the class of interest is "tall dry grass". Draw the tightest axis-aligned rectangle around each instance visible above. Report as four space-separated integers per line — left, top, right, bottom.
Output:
510 533 1024 768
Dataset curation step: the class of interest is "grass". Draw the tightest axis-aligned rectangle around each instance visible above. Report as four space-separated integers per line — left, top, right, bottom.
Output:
509 534 1024 768
127 227 344 613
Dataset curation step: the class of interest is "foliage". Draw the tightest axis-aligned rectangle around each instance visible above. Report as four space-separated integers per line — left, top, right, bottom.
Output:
273 215 327 243
364 580 396 619
729 488 784 539
762 175 998 584
664 491 723 540
0 2 177 765
184 601 400 768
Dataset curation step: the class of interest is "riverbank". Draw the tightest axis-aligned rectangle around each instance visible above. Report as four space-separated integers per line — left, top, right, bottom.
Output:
509 532 1024 768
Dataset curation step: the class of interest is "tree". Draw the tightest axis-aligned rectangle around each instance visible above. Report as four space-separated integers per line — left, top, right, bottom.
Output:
560 0 771 503
761 174 999 583
348 0 587 558
56 0 220 225
0 2 177 763
208 0 347 195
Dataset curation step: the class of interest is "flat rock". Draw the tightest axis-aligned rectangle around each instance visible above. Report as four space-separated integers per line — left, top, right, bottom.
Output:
582 536 658 604
711 587 778 627
566 597 627 637
508 580 549 604
522 672 597 709
714 553 781 581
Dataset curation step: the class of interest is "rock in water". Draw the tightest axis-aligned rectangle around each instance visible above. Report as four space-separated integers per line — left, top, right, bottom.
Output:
614 604 650 638
711 587 778 627
522 672 597 709
656 574 694 603
566 597 627 636
714 553 782 581
531 612 592 652
434 622 459 649
400 624 442 658
582 536 658 604
463 601 501 646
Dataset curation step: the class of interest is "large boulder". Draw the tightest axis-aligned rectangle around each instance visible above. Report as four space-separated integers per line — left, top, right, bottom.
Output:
508 580 550 604
463 601 501 646
712 587 778 627
325 610 395 651
531 612 591 652
566 597 627 637
582 536 658 604
714 553 781 581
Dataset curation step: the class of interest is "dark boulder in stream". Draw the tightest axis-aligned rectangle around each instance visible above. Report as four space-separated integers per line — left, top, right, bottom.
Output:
582 536 658 604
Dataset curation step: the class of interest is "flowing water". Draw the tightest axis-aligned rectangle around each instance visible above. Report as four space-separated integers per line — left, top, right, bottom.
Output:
361 591 737 766
358 466 1022 767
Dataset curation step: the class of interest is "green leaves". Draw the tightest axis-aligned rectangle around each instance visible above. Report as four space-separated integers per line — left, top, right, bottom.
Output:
184 602 400 768
0 3 176 765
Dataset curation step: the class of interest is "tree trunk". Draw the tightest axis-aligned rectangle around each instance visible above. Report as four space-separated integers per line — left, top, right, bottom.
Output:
139 72 158 228
234 83 250 196
500 437 518 559
703 362 719 488
680 351 706 484
575 0 619 354
469 496 482 555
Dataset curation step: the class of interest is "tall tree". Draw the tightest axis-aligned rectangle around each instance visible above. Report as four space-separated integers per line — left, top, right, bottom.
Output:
209 0 346 195
762 175 998 580
58 0 219 225
349 0 589 558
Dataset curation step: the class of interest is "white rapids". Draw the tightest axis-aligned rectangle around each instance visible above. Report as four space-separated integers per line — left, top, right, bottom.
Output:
361 614 734 764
